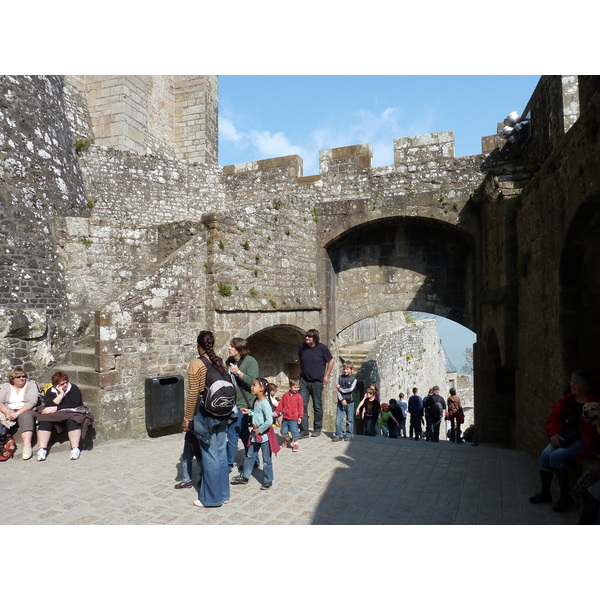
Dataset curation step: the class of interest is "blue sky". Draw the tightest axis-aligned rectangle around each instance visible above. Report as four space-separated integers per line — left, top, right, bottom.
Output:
218 75 541 175
218 75 541 371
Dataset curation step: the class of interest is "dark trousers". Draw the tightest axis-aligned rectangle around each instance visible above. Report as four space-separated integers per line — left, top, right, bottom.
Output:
299 379 323 434
409 414 422 438
430 418 442 442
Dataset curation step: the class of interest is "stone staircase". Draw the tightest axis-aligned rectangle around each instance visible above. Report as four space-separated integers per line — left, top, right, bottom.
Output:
338 340 376 374
52 344 101 416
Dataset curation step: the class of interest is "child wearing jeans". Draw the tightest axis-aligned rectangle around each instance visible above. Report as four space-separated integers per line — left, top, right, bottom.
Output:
334 361 357 441
274 378 304 452
356 386 381 436
231 377 275 490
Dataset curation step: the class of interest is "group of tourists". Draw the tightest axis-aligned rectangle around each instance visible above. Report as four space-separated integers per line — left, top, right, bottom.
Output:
4 332 599 525
0 367 93 462
180 328 335 508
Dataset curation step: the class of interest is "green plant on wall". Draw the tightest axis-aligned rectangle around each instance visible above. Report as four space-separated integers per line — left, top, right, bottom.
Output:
74 138 92 153
248 287 257 297
80 235 92 247
242 240 250 251
218 284 232 297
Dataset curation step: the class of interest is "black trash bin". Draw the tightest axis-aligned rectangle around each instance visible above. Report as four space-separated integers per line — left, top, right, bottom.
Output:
145 375 184 430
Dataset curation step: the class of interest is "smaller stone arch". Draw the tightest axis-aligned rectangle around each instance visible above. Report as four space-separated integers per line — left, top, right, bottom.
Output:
476 328 516 444
560 195 600 384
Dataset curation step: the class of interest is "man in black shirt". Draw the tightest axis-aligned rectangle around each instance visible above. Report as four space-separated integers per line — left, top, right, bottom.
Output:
297 328 334 438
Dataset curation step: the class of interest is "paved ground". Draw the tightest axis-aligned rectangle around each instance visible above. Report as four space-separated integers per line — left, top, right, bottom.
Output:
1 430 579 525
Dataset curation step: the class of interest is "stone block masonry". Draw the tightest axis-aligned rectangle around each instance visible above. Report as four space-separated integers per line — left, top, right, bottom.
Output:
3 74 599 463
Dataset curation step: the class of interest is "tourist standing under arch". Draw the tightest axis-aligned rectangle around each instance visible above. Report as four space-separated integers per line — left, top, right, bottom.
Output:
297 329 334 438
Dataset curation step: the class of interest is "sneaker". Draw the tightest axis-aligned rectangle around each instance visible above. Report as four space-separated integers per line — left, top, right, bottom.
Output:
292 443 299 452
282 437 292 448
332 436 341 442
344 436 352 441
260 481 273 490
231 475 249 485
36 448 47 461
311 431 322 437
194 499 222 508
299 432 310 439
174 481 193 489
22 446 33 460
69 447 80 460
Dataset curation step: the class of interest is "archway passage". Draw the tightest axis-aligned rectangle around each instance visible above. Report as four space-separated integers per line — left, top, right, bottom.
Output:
326 217 475 332
246 325 305 388
561 196 600 383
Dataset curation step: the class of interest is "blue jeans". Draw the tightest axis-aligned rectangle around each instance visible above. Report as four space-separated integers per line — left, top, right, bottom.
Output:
300 379 324 434
182 431 202 483
226 408 246 470
335 402 354 438
365 418 377 436
389 421 399 438
242 439 273 483
538 439 583 471
194 409 230 507
280 419 300 441
380 425 389 437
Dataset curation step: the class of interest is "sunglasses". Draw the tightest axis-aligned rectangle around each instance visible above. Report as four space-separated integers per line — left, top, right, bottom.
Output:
14 375 27 379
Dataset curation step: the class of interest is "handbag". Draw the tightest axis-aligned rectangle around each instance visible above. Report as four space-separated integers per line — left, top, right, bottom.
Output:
455 407 465 424
444 411 452 421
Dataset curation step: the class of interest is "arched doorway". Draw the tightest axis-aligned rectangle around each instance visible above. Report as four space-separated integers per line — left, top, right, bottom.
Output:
246 325 305 388
560 195 600 384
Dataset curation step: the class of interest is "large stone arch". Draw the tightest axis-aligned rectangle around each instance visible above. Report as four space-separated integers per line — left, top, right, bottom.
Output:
324 216 475 334
560 194 600 384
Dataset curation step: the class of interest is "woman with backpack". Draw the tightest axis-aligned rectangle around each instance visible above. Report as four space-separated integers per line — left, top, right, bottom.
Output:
185 330 230 509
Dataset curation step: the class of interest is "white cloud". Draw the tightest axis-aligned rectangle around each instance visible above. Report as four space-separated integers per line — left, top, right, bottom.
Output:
250 130 305 160
219 117 243 142
219 104 438 175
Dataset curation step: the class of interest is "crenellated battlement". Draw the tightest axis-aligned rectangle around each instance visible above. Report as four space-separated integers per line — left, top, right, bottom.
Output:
222 130 489 184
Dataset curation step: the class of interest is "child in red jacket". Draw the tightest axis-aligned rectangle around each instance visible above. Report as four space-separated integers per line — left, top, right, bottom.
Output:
274 378 304 452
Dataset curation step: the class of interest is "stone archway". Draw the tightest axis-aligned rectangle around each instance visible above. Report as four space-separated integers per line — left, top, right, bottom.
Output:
246 325 305 388
560 195 600 383
325 217 475 333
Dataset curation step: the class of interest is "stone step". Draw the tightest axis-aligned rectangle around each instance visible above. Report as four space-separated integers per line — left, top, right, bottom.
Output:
338 340 377 373
69 348 97 370
77 384 101 412
54 365 100 388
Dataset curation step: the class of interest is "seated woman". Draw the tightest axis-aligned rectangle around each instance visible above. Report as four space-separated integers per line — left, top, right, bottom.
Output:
529 371 600 512
36 371 91 462
0 367 39 460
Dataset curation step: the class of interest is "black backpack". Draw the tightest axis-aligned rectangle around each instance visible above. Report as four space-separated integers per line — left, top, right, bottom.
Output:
196 356 236 418
431 395 444 419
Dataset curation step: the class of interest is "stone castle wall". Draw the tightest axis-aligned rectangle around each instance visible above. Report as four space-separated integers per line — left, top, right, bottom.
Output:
0 75 89 376
3 74 599 459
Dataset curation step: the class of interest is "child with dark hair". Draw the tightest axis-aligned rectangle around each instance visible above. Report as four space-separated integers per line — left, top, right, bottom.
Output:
232 377 278 490
356 386 380 437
